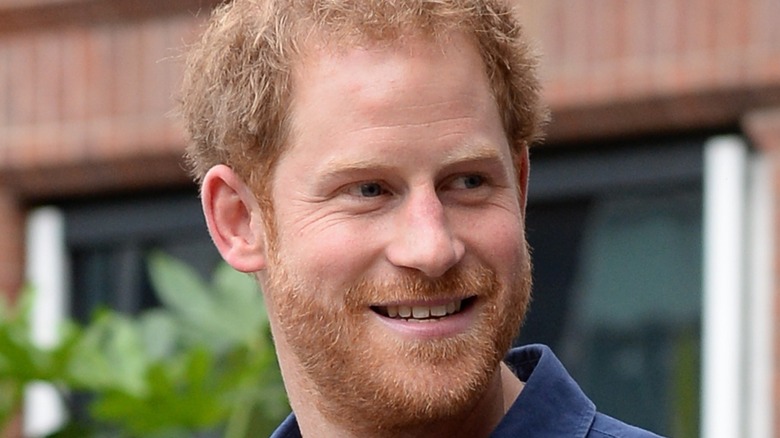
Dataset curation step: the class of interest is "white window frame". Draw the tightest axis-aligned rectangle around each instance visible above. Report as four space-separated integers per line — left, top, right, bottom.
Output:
24 207 68 437
702 135 774 438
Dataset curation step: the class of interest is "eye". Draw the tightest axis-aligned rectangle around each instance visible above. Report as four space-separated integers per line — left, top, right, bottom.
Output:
359 182 384 197
439 173 493 205
346 182 389 198
452 174 485 189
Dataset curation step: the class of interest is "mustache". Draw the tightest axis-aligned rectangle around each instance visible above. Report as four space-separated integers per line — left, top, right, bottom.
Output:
343 264 498 308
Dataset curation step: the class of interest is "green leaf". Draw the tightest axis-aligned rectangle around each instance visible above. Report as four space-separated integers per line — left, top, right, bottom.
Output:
67 313 148 397
0 288 54 382
147 251 236 351
1 255 289 436
212 263 267 347
0 379 22 434
137 309 179 361
146 251 214 326
91 348 227 435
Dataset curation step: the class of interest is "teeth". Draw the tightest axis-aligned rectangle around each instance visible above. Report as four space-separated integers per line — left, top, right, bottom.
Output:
378 299 465 320
412 306 430 318
430 305 447 317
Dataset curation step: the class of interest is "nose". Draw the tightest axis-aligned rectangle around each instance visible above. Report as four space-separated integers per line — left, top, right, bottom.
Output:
385 189 465 278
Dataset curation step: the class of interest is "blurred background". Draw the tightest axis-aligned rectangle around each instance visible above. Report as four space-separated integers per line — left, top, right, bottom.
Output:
1 0 779 437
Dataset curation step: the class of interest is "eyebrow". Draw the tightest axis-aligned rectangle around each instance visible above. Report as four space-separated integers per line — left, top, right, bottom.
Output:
441 145 504 166
321 143 505 176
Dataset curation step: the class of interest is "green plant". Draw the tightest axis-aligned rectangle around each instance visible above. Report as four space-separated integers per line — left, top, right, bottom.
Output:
0 252 288 437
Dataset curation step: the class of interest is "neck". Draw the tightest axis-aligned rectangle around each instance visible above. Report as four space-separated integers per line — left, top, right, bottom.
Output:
289 362 523 438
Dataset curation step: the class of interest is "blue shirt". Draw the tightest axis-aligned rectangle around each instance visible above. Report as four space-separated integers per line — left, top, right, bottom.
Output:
270 344 663 437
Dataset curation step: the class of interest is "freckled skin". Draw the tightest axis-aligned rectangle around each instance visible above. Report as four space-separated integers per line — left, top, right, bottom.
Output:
260 33 532 438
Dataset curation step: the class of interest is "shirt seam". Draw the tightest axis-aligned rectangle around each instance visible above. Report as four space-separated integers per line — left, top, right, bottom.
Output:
589 425 620 438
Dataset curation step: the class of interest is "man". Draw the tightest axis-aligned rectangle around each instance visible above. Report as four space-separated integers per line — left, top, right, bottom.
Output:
180 1 661 437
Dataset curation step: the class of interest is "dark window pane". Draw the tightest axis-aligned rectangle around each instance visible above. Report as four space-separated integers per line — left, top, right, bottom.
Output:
520 141 703 437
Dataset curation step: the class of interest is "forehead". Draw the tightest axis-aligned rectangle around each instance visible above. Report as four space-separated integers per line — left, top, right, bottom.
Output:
288 32 501 143
270 30 515 193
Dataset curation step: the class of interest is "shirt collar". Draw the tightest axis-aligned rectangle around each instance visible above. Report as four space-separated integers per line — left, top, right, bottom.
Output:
491 344 596 437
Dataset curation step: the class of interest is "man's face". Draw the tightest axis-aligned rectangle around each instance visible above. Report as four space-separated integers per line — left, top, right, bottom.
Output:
261 33 532 432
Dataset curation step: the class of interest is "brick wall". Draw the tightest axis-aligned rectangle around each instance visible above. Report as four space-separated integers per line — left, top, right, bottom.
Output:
1 0 779 437
0 1 212 200
529 0 780 102
514 0 780 141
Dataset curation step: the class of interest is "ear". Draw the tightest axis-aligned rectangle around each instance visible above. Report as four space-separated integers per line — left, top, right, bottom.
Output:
201 164 268 272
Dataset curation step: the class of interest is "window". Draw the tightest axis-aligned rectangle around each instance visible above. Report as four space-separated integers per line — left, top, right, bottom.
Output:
63 190 221 322
520 139 704 436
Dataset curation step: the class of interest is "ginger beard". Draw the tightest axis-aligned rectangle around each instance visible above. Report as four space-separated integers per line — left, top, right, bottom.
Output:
264 243 532 433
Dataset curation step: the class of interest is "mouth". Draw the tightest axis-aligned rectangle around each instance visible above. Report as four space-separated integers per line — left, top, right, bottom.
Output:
370 297 476 322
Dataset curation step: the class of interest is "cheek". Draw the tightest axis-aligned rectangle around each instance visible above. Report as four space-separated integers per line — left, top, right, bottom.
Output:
490 224 525 265
462 211 525 272
276 219 386 285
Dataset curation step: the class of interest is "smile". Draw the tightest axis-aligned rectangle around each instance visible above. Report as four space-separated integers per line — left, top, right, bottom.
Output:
371 297 475 321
